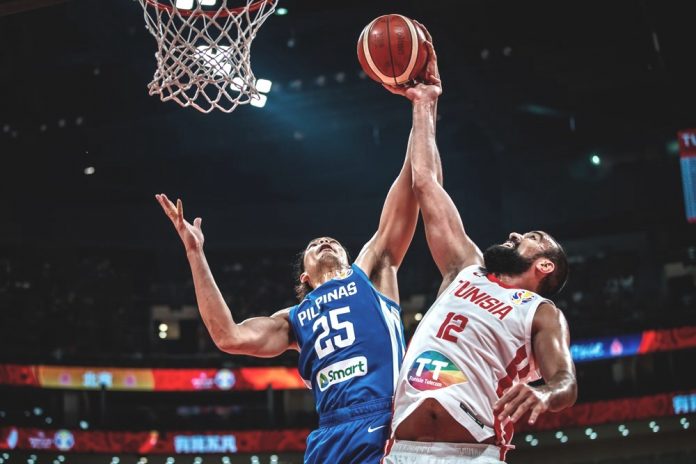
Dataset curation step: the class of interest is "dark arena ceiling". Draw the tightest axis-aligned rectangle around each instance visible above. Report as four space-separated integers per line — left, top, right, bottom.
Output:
0 0 694 250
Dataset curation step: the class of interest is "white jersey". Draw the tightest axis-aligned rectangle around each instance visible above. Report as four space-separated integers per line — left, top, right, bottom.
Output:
391 265 551 450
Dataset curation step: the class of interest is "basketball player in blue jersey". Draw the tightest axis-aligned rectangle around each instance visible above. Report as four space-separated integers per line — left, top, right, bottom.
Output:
155 123 419 461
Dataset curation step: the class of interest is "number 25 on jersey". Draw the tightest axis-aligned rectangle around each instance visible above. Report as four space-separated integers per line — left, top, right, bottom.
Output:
313 306 356 358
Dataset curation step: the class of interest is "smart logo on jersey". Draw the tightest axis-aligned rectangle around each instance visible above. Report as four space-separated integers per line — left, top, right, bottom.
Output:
407 350 467 391
317 356 367 391
511 290 536 305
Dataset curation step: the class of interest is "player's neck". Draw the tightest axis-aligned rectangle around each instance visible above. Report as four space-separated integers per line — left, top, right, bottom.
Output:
314 266 351 288
494 272 537 292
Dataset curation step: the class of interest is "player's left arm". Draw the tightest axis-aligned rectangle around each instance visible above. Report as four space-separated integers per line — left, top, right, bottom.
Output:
354 135 419 304
493 303 577 425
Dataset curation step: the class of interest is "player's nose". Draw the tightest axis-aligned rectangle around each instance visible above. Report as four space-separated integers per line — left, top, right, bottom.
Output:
509 232 523 243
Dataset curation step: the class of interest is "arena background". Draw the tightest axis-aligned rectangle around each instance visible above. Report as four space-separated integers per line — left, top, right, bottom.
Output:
1 0 695 462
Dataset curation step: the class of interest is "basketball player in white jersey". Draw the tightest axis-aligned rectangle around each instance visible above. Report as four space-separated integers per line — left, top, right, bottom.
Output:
382 28 577 463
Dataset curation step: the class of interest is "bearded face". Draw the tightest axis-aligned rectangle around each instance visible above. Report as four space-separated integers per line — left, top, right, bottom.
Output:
483 243 536 276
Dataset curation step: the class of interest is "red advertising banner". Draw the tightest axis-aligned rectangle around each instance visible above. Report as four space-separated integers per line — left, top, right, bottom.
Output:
517 389 696 432
3 326 696 391
0 365 306 391
0 428 310 454
0 390 695 453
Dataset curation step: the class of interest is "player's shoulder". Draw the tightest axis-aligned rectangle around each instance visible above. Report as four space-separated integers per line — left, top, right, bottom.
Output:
532 301 568 332
274 306 296 320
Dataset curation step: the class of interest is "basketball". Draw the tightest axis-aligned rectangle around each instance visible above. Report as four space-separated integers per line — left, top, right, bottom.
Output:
357 14 428 86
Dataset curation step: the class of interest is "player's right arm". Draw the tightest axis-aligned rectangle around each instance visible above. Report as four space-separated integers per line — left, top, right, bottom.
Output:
155 194 297 358
385 35 483 288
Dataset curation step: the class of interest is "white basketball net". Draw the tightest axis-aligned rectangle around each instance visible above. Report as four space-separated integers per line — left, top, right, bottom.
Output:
137 0 277 113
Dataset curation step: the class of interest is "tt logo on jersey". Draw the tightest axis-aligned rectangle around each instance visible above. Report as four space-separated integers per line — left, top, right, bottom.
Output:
317 356 367 391
407 350 467 391
510 290 536 305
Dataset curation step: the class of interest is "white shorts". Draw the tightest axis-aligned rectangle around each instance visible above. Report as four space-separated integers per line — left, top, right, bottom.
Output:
382 440 506 464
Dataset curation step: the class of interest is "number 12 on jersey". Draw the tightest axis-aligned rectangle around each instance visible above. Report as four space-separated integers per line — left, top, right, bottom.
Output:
436 312 468 343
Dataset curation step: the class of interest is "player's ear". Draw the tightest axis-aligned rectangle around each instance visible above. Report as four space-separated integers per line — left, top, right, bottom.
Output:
300 272 312 287
535 258 555 276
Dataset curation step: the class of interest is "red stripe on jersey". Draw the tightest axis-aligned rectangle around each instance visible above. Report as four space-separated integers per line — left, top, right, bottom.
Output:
518 363 531 379
495 345 529 450
486 273 517 289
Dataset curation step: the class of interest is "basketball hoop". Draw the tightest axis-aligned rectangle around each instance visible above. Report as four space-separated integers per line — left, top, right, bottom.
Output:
137 0 278 113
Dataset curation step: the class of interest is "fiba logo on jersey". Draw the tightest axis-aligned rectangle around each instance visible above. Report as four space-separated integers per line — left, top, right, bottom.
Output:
53 429 75 451
510 290 536 305
214 369 236 390
407 350 467 391
335 268 354 280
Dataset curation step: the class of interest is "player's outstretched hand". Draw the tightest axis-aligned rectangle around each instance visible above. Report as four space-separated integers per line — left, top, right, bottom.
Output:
155 193 204 253
413 20 441 88
382 22 441 102
493 383 551 425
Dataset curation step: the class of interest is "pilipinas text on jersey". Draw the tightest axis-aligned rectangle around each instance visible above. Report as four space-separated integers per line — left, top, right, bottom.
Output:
288 264 406 415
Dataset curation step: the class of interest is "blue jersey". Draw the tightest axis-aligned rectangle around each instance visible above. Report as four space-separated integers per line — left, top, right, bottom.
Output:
288 264 406 416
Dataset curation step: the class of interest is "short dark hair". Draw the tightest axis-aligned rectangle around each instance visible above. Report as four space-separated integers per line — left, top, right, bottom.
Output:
293 239 351 301
535 235 569 297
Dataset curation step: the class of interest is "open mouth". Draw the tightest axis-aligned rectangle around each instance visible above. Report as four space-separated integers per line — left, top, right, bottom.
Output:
502 241 515 248
319 244 334 253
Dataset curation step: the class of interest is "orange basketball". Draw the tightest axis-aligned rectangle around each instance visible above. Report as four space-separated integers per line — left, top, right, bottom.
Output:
357 14 428 86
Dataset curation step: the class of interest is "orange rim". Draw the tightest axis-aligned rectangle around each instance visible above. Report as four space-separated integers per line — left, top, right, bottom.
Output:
144 0 275 18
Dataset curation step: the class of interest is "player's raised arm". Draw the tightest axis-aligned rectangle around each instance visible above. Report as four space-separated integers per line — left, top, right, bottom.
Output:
385 36 483 287
353 130 419 303
155 194 296 358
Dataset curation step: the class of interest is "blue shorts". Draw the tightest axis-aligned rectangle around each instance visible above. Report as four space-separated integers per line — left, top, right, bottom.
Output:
305 397 392 464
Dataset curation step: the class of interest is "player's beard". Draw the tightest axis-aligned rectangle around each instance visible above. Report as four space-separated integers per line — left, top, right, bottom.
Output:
483 244 535 276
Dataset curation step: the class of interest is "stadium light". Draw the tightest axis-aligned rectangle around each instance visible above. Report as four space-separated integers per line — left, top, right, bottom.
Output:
250 94 267 109
175 0 194 9
256 79 272 94
275 7 288 15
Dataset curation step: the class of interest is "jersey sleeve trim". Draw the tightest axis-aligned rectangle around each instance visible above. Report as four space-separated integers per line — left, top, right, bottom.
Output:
351 263 401 311
287 304 304 348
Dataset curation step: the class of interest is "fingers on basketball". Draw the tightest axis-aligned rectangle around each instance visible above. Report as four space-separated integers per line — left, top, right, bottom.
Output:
413 20 433 44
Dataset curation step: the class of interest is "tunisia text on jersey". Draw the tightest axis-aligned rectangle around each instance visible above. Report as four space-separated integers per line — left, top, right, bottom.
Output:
289 264 406 414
